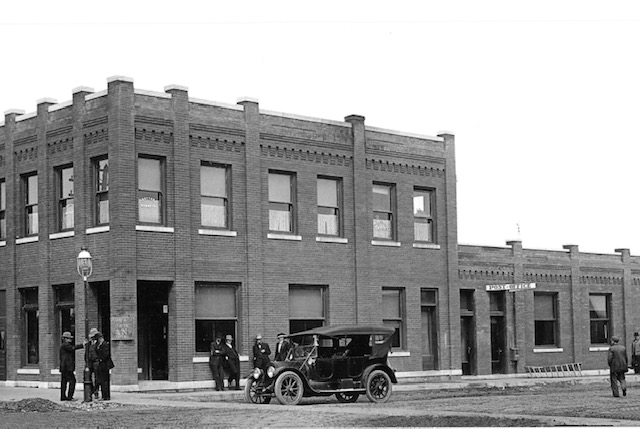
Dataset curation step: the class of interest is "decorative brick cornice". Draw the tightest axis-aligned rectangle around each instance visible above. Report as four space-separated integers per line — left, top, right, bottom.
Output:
47 137 73 155
190 135 243 152
13 135 37 147
260 144 352 167
14 146 38 162
579 275 623 285
135 128 174 144
84 129 108 146
83 116 108 129
190 123 246 138
46 126 73 139
366 159 443 177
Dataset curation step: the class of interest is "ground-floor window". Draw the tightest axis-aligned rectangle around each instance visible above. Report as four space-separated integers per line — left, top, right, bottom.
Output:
195 283 238 353
382 288 405 349
534 292 558 346
289 285 325 334
21 288 39 365
54 284 75 366
589 293 610 344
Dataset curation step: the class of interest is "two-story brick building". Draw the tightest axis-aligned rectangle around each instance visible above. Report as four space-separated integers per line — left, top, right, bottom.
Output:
0 76 638 391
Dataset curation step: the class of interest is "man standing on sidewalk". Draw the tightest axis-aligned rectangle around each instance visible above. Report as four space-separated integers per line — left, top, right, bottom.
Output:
608 336 628 397
631 332 640 374
59 331 84 401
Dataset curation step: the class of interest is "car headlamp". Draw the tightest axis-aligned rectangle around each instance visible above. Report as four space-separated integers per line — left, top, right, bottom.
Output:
252 368 262 379
266 365 276 378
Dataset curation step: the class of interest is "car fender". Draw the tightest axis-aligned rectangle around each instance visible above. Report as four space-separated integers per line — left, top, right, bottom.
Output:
362 364 397 384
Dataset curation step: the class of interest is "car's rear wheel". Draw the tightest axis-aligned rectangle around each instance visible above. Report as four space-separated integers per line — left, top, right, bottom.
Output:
365 369 392 403
335 392 360 403
244 377 272 404
274 371 304 405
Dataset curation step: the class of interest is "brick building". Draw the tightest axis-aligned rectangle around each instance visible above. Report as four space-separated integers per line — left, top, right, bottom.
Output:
0 76 638 390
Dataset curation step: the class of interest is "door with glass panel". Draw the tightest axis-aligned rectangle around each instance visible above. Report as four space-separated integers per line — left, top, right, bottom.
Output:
421 289 438 370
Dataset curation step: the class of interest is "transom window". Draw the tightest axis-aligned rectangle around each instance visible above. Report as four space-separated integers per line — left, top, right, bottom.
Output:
201 163 229 229
56 165 74 231
317 177 341 236
413 189 434 242
138 156 164 224
373 183 395 240
269 172 296 233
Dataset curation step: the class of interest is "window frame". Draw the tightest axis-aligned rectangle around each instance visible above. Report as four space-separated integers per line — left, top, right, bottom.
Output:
268 170 297 234
22 172 38 236
0 179 6 240
54 284 75 367
289 285 326 334
589 293 611 345
137 155 166 225
534 292 558 347
93 156 109 226
194 282 239 353
413 188 435 243
55 164 74 231
382 287 405 350
317 176 342 237
21 288 39 365
200 162 231 230
372 182 396 240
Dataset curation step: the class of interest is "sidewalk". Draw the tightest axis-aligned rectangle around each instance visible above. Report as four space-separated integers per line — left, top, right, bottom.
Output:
1 373 632 407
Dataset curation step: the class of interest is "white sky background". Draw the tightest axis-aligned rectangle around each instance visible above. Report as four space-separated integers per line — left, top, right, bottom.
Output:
2 0 639 255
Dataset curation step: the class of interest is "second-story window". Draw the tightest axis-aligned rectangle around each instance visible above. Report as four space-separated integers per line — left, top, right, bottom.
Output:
317 177 340 236
138 156 164 224
269 171 295 233
94 157 109 225
373 183 395 240
413 188 434 242
0 179 6 239
23 173 38 236
201 163 229 229
57 165 74 231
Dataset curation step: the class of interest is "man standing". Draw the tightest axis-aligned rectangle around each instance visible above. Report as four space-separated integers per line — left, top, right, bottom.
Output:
94 331 114 401
608 335 628 397
631 332 640 374
252 334 271 370
59 331 84 401
223 334 241 390
87 327 100 399
274 332 291 361
210 333 225 391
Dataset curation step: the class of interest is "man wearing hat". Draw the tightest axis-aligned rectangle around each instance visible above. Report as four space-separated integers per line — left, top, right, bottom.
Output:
631 332 640 374
274 332 291 361
222 334 241 390
94 330 114 401
252 334 271 371
209 333 225 391
59 331 84 401
608 335 628 397
87 328 100 399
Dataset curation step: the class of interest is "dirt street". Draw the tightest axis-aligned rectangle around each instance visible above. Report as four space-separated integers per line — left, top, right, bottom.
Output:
1 380 639 427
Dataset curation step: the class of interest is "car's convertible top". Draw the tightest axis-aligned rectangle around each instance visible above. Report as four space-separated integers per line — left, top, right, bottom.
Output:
286 325 395 338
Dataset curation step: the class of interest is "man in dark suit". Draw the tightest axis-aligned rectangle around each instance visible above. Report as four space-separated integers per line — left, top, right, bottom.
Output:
274 332 291 361
210 333 226 391
222 334 241 390
59 331 84 401
252 334 271 370
608 335 628 397
94 331 114 400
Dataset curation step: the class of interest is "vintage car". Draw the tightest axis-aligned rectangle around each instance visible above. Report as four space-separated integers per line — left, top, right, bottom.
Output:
244 325 397 405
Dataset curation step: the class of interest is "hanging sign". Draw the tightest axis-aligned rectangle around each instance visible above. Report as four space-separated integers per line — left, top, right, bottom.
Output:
485 282 536 292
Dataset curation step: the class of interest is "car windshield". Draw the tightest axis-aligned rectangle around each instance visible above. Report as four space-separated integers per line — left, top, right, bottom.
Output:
288 332 392 360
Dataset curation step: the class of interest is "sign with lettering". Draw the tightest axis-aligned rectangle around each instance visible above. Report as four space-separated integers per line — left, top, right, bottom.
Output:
485 282 536 292
111 315 134 341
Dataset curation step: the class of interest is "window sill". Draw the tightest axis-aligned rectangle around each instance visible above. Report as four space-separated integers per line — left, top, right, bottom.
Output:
533 348 564 353
136 225 175 233
49 231 74 240
51 369 61 375
371 240 401 247
87 225 110 235
316 236 348 244
589 346 610 352
388 351 411 357
17 368 40 375
16 236 38 245
0 240 5 247
413 242 440 249
193 355 250 363
199 229 238 237
267 233 302 241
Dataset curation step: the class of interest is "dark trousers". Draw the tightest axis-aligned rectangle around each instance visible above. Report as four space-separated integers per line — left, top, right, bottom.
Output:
60 370 76 400
96 366 111 400
632 355 640 374
610 370 627 397
90 362 99 396
210 359 224 390
226 359 240 388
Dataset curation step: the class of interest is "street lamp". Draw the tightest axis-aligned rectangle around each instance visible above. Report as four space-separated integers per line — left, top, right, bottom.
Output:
77 247 93 402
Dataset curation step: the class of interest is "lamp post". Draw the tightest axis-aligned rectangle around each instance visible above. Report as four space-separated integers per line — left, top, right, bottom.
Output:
77 247 93 402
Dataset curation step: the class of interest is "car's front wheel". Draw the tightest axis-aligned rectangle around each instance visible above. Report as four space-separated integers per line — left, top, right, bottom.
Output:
244 377 272 404
274 371 304 405
335 392 360 403
365 369 392 403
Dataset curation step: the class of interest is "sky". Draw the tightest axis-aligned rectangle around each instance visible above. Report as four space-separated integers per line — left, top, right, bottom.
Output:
2 1 639 255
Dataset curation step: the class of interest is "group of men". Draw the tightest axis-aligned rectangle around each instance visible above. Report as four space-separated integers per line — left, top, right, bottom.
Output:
608 331 640 398
59 327 113 402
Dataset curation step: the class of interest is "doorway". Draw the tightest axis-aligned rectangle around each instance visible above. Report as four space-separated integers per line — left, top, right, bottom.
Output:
137 281 170 380
0 290 5 380
460 289 475 375
420 289 439 370
489 291 506 374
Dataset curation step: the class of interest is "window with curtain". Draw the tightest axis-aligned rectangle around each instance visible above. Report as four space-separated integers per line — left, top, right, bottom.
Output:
23 173 38 236
534 293 558 346
382 288 404 349
413 188 434 242
589 294 610 344
22 288 39 365
269 172 295 233
0 179 6 239
194 283 238 352
373 183 394 240
56 165 74 231
201 163 229 228
138 156 164 224
94 157 109 225
317 177 340 236
289 286 325 333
